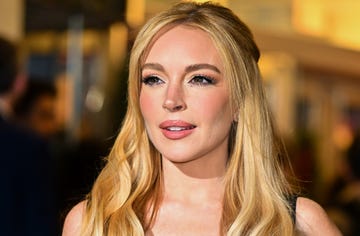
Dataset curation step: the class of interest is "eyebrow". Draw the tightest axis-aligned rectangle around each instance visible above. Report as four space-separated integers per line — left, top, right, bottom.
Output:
185 64 221 74
141 63 221 74
142 63 165 72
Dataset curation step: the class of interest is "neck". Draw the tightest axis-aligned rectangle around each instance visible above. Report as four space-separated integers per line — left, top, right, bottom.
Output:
161 157 226 204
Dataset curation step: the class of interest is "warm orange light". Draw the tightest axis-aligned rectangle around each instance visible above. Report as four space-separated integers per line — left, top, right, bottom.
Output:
109 23 128 66
292 0 360 50
292 0 326 37
126 0 145 28
332 122 354 151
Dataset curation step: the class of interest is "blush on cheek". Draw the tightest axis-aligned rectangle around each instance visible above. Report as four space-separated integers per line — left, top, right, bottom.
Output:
195 95 230 118
139 93 156 117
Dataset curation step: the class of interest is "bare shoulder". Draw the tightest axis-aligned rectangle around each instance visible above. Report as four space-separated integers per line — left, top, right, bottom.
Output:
62 201 87 236
295 197 342 236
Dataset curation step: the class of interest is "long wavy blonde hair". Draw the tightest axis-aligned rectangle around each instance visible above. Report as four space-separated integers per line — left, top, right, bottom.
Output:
80 1 296 235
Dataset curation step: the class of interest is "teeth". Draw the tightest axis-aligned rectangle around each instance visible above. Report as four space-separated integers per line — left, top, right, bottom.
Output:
167 127 186 131
163 125 196 131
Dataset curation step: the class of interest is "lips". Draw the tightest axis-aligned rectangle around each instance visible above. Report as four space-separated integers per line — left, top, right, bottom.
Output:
159 120 196 140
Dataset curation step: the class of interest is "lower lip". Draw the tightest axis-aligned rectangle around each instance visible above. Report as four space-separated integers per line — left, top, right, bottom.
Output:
161 128 195 140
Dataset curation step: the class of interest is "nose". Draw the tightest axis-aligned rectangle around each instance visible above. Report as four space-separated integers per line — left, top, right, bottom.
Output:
162 83 186 112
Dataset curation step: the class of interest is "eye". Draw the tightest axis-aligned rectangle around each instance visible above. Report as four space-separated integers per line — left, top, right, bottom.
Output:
189 75 215 86
141 75 164 86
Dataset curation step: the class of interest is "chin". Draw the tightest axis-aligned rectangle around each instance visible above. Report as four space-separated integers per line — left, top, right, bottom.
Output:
160 152 197 164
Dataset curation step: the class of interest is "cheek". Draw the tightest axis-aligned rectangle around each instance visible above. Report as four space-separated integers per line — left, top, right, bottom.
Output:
194 93 232 122
139 91 159 142
139 91 156 121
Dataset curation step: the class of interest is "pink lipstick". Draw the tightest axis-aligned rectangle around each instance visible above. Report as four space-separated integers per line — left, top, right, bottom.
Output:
159 120 196 140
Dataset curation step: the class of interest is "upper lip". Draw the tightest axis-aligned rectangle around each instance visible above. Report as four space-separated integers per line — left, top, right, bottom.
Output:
159 120 196 130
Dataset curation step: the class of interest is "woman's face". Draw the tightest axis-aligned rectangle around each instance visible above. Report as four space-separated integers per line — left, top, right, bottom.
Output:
140 25 234 166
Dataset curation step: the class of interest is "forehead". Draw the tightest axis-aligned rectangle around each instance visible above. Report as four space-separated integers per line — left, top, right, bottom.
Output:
143 25 222 66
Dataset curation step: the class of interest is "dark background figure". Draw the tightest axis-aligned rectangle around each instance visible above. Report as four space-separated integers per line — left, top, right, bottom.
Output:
11 73 110 231
325 130 360 236
13 78 58 139
54 117 109 228
0 36 58 235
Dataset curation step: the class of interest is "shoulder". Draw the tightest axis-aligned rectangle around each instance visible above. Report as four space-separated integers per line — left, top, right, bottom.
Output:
295 197 342 235
62 201 87 236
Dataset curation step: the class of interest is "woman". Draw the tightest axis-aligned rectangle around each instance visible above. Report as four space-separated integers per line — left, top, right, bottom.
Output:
63 2 341 235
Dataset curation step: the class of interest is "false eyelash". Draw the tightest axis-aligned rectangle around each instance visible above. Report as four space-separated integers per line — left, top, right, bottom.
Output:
141 75 164 86
189 75 216 85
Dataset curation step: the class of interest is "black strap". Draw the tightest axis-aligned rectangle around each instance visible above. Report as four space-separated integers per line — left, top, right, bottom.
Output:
288 195 298 223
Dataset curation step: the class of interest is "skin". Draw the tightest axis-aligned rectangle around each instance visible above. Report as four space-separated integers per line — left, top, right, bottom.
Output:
140 25 233 178
25 94 57 138
62 25 342 236
140 25 231 235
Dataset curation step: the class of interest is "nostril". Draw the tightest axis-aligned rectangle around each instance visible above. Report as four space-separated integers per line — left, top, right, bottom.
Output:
173 105 183 111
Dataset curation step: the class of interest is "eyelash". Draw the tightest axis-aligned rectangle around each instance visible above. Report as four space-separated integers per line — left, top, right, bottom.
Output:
141 75 164 86
188 75 215 86
141 74 216 86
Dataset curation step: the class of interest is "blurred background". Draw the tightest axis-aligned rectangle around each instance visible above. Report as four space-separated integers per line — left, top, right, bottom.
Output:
0 0 359 235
